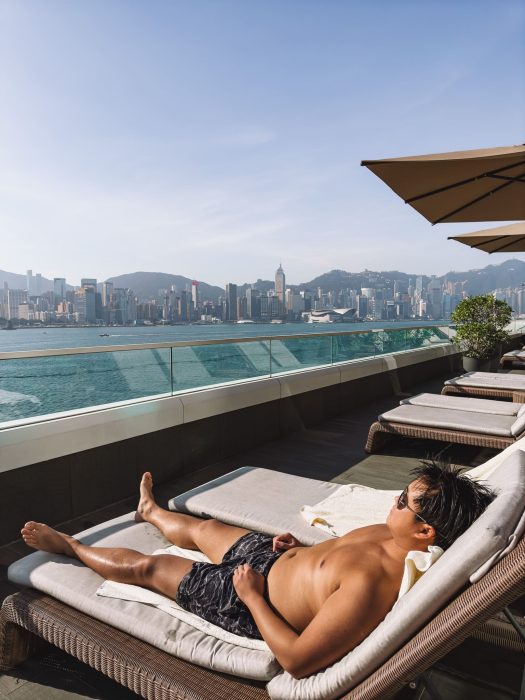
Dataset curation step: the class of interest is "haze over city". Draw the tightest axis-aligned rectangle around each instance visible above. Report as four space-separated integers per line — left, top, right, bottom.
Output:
1 1 524 285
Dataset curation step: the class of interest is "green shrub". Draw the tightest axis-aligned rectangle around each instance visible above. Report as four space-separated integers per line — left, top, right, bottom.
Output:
451 294 512 360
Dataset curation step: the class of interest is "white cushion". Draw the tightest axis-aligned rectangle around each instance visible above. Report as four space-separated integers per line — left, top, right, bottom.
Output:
169 467 337 545
400 392 520 416
379 404 515 437
446 372 525 390
8 513 279 681
511 414 525 437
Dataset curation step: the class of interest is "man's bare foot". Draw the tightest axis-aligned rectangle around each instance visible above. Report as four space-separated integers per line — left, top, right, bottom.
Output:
21 522 76 557
135 472 158 522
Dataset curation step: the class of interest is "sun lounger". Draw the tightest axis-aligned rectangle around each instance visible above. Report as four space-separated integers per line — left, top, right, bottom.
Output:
500 349 525 368
442 371 525 402
3 457 525 699
365 392 525 453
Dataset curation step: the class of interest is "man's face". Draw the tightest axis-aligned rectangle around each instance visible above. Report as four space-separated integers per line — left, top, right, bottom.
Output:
387 479 429 537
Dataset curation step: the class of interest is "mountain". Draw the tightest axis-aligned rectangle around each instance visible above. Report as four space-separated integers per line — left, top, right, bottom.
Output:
0 270 54 292
106 272 224 302
2 258 525 301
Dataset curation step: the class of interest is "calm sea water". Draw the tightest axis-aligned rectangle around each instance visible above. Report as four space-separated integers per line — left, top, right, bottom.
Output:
0 321 446 423
0 320 442 352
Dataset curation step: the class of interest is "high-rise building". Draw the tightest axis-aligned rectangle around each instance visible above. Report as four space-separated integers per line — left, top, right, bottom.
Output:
246 287 260 319
26 270 33 295
225 283 237 321
35 273 42 296
102 282 113 307
54 278 66 303
275 264 285 304
427 276 443 320
74 287 96 323
7 289 28 320
192 281 199 309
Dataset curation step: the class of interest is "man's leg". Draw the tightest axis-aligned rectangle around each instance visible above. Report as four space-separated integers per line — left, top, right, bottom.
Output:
21 522 193 600
136 472 251 564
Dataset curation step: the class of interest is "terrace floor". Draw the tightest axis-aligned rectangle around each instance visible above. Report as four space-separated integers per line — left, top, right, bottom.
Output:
1 369 524 699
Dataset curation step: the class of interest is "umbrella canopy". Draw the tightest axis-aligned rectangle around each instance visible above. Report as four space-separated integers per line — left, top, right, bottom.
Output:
361 144 525 224
448 221 525 253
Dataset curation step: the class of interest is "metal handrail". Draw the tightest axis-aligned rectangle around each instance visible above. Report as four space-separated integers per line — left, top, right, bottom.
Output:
0 324 452 361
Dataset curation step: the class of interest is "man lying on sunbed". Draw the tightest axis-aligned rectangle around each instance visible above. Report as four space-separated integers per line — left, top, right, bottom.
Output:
21 463 493 679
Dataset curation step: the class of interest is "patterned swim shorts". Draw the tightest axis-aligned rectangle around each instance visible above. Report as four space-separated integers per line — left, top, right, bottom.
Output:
175 531 282 639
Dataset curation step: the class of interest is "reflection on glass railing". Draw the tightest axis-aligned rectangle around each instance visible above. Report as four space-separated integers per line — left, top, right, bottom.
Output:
171 342 271 390
0 348 171 422
0 327 451 424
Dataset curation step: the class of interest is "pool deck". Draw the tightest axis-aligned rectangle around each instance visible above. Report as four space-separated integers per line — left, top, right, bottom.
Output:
1 371 524 699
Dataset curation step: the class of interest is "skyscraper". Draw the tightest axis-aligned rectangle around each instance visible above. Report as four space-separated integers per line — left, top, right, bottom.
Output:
54 278 66 303
275 264 285 304
225 283 238 321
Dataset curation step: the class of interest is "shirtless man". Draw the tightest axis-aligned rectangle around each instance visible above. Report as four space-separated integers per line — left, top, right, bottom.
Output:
21 462 493 679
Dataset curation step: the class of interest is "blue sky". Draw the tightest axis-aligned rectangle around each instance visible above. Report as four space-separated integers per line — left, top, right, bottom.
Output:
1 0 524 286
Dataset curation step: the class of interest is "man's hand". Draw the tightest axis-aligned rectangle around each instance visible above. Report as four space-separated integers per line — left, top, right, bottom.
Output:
272 532 302 552
233 563 265 604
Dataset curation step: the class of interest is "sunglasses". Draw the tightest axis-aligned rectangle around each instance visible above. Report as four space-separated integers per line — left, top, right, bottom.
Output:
397 487 433 529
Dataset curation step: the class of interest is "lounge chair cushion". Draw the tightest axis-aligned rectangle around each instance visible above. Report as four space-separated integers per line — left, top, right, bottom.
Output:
511 413 525 436
169 467 336 545
7 513 280 681
445 371 525 391
379 404 515 436
400 392 521 415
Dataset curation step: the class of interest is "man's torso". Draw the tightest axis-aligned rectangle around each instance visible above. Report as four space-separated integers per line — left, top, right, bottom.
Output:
267 525 405 632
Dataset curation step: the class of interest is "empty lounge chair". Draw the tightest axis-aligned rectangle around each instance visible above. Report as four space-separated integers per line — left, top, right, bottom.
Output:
365 392 525 453
442 371 525 402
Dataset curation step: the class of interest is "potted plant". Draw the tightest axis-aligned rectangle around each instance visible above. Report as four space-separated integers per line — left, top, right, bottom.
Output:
451 294 512 372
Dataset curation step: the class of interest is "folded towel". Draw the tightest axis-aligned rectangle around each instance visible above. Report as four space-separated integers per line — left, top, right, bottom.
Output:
96 545 270 652
300 483 396 536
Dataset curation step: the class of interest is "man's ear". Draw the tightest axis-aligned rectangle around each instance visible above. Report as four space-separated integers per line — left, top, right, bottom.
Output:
415 524 435 543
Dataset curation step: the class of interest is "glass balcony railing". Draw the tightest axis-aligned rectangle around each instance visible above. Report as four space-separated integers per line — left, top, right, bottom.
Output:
0 326 452 425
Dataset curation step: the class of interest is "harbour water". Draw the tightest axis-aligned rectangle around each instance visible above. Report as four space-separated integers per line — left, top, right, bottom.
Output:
0 321 447 424
0 320 443 352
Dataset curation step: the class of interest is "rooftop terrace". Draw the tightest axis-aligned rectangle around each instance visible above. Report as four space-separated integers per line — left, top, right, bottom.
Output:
1 351 524 699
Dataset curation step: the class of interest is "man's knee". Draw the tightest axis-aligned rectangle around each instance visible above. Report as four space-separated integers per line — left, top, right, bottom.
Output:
133 554 158 583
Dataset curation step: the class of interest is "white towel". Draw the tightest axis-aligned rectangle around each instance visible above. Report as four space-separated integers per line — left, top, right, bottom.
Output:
396 546 443 601
300 483 396 536
96 545 270 652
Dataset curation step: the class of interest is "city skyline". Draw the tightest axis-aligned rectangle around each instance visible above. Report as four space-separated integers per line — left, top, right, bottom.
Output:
3 260 525 326
0 1 523 285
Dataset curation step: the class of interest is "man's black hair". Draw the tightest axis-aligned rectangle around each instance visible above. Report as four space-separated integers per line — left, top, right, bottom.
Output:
410 461 495 550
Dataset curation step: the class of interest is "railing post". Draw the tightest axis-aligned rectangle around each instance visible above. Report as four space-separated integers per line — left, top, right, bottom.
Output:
170 346 173 394
331 334 334 365
269 339 272 377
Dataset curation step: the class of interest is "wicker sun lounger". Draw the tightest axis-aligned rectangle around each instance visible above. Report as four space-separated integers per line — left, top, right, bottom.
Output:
2 463 525 700
442 371 525 402
500 350 525 369
2 539 524 700
365 393 525 453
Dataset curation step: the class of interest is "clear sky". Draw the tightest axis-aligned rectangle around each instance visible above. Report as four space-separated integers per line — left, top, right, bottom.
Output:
1 0 524 286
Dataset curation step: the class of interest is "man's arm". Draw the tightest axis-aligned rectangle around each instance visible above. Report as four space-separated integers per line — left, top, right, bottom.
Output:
233 564 383 679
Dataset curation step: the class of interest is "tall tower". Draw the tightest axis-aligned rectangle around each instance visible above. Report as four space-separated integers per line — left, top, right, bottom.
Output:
275 264 285 304
225 283 238 321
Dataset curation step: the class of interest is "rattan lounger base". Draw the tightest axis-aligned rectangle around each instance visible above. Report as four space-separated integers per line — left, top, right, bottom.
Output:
2 537 524 700
441 384 525 403
365 421 515 454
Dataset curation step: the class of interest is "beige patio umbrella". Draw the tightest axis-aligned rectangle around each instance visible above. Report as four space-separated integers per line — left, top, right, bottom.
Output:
449 221 525 253
361 144 525 224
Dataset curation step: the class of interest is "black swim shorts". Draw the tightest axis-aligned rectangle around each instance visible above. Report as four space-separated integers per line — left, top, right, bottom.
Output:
175 531 282 639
